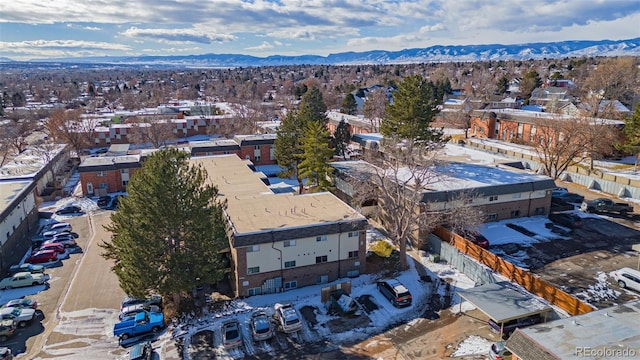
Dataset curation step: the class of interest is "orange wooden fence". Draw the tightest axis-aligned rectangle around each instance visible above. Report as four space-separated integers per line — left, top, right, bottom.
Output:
432 226 594 316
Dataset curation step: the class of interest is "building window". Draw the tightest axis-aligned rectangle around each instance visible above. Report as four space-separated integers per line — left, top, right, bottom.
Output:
122 180 128 187
534 207 545 215
99 183 108 189
284 260 296 268
254 145 260 150
315 255 328 264
121 169 129 174
347 270 359 278
510 210 520 217
97 171 106 177
348 231 359 238
255 155 261 162
354 261 360 266
284 281 297 290
270 145 275 160
248 287 261 296
486 213 498 220
489 195 498 201
316 235 327 242
512 193 521 199
348 251 359 258
284 240 296 247
317 275 329 284
247 266 260 274
247 245 260 252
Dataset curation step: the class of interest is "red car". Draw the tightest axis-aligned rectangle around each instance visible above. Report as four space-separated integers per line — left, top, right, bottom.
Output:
38 243 65 254
25 250 58 264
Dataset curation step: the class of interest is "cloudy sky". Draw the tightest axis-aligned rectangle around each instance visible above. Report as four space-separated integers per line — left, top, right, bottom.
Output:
1 0 639 61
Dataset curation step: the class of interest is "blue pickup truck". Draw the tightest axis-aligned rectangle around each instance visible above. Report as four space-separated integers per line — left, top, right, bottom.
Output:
113 311 164 340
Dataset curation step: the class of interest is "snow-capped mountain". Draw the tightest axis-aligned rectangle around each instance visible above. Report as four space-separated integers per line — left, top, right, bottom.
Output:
12 37 640 67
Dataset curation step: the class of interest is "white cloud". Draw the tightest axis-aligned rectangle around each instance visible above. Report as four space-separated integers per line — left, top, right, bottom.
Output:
66 23 101 31
419 23 446 33
0 39 130 52
121 27 237 44
245 41 275 51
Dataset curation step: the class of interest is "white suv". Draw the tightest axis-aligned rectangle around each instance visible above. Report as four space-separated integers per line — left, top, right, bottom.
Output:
612 267 640 292
273 303 302 333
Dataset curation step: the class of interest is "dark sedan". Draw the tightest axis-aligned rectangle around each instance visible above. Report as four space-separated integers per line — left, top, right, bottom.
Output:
55 205 83 215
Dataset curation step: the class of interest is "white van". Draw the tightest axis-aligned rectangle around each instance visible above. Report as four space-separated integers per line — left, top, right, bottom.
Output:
612 267 640 292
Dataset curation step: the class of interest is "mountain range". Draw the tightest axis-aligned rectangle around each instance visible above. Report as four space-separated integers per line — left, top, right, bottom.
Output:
4 37 640 67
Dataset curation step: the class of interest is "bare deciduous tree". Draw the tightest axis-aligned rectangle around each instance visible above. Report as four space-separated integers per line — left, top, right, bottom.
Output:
46 108 99 155
532 116 590 179
362 88 388 132
127 116 177 148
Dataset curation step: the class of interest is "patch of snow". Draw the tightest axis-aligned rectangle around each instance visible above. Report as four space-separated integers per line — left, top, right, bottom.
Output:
450 335 493 357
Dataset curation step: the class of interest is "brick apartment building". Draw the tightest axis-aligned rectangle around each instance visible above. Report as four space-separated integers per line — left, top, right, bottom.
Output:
190 155 368 297
78 134 277 196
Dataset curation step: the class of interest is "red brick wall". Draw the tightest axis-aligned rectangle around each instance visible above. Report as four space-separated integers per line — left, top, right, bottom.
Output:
470 115 495 138
80 168 140 195
238 144 276 165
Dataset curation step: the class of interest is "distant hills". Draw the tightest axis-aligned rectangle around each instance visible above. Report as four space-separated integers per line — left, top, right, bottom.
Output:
4 37 640 68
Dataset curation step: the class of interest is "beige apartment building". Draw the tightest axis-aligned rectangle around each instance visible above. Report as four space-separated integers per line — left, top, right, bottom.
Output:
190 155 368 297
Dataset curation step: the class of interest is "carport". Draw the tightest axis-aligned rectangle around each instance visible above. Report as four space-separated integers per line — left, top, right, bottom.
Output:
456 281 553 338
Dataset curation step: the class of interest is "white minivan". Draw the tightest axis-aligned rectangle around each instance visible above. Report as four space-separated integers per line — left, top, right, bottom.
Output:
612 267 640 292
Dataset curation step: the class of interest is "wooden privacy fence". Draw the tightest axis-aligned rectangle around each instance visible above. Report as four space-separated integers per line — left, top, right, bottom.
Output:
432 226 594 316
320 281 352 303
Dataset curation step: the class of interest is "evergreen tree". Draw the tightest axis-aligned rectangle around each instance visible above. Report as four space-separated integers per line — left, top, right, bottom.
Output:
380 75 444 144
333 119 351 159
619 104 640 167
340 93 358 115
496 76 509 94
520 70 542 99
275 111 305 193
100 148 228 299
299 121 334 191
298 86 328 124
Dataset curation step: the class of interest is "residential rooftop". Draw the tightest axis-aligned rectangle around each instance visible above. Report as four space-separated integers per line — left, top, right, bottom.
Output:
189 155 365 236
0 180 34 218
506 300 640 360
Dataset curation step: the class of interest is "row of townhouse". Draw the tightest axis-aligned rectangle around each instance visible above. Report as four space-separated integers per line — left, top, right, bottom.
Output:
469 108 624 142
78 135 278 196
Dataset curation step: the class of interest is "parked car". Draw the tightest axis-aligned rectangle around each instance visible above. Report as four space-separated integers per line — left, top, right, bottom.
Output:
612 267 640 292
548 212 582 229
44 222 72 233
38 243 65 254
581 198 634 215
222 319 242 349
121 294 163 310
45 236 77 248
273 303 302 333
97 195 112 208
0 272 46 289
489 341 512 360
488 314 543 337
0 347 12 360
1 299 38 310
554 193 584 204
0 320 16 342
55 205 83 215
377 279 412 308
551 187 568 197
25 250 58 264
462 231 490 249
250 311 274 342
0 307 36 328
113 311 164 340
8 263 45 276
129 341 153 360
119 303 161 321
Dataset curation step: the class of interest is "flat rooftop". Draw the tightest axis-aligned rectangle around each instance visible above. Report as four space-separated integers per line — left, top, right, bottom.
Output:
507 300 640 360
190 155 365 235
0 180 33 215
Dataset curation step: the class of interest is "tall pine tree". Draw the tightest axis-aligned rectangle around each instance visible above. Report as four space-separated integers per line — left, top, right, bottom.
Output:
275 111 305 193
380 75 444 144
101 148 228 299
333 119 351 160
299 121 335 191
340 93 358 115
298 86 328 124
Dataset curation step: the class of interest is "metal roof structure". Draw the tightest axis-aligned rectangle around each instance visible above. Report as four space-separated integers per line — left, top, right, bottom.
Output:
456 282 552 323
506 300 640 360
